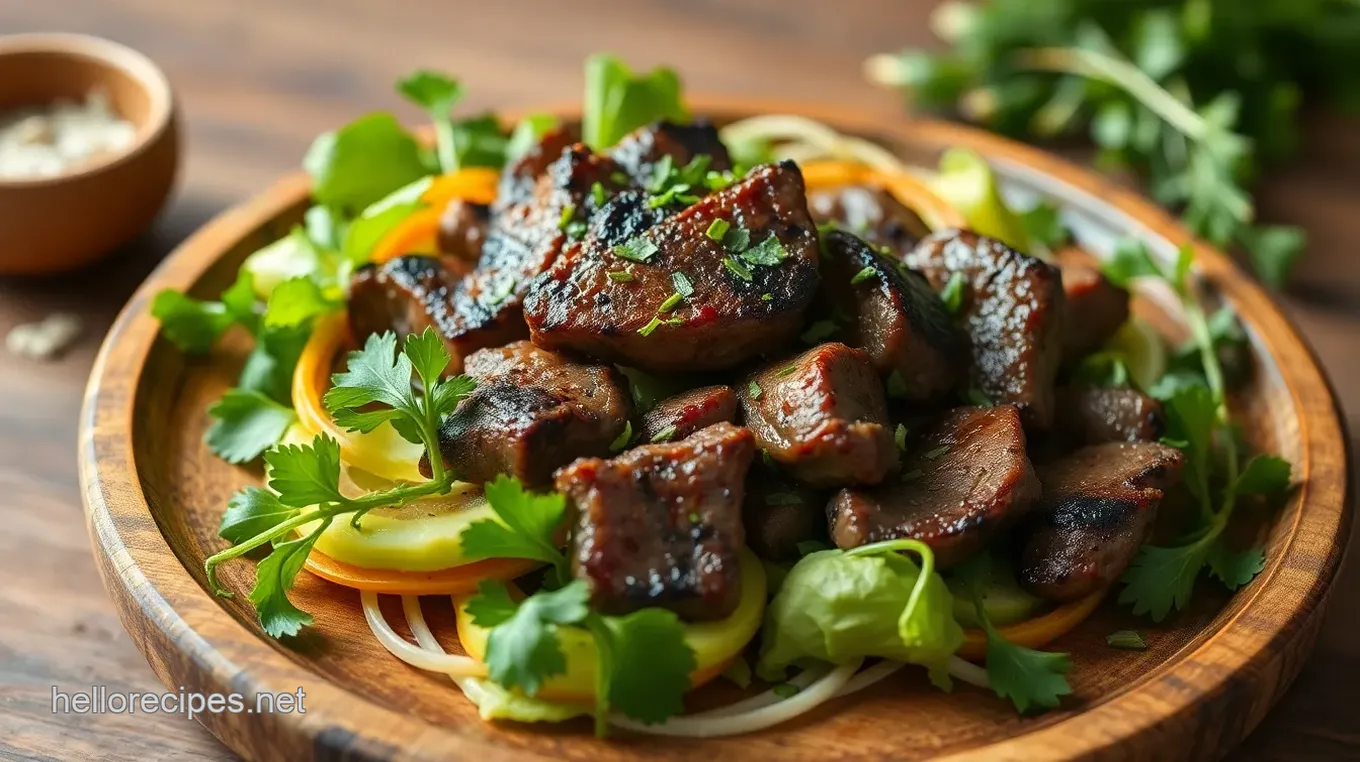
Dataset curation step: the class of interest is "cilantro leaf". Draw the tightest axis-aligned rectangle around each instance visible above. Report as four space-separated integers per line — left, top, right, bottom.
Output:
1235 454 1291 496
218 486 299 545
740 236 788 267
593 608 695 724
326 332 417 414
263 277 337 329
983 638 1073 714
1207 541 1266 591
1102 237 1163 289
1018 201 1070 251
151 270 256 353
582 55 688 151
1117 540 1211 622
1241 224 1305 290
303 112 428 212
248 519 329 638
205 389 297 464
458 475 568 569
403 326 452 391
431 374 478 418
398 69 465 173
469 580 591 696
265 434 345 507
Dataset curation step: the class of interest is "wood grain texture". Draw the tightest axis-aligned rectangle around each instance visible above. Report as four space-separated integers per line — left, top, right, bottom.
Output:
2 1 1359 760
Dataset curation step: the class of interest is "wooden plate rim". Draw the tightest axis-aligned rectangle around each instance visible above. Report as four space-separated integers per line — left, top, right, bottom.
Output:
79 98 1353 762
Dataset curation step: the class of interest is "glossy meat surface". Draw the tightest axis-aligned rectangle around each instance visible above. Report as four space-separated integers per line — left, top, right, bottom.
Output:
1056 247 1129 363
609 119 732 185
905 229 1065 430
437 199 490 262
1018 441 1184 601
828 405 1040 567
739 342 897 487
639 384 738 443
524 161 821 372
1056 385 1165 444
423 341 629 487
809 184 930 258
559 422 754 621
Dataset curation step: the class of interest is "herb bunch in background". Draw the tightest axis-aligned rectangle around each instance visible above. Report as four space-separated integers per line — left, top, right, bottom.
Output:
867 0 1360 288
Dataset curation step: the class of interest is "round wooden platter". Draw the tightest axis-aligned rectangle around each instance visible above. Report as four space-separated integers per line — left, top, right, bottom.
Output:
80 100 1351 762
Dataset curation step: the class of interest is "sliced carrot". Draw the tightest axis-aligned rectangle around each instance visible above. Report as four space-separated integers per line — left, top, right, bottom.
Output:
800 159 966 232
304 547 537 596
956 589 1106 660
422 167 500 207
369 207 444 265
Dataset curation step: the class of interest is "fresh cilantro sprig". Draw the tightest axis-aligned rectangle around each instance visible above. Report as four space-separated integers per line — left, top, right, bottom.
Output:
1108 243 1292 622
458 475 572 583
955 554 1072 713
465 579 695 737
203 327 476 638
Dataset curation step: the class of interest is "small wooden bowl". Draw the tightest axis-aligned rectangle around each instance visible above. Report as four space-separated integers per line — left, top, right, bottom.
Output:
80 102 1351 761
0 34 179 275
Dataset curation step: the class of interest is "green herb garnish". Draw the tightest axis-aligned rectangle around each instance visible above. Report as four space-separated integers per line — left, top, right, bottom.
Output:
705 218 731 242
613 236 659 263
1106 630 1147 651
722 257 754 282
850 265 878 285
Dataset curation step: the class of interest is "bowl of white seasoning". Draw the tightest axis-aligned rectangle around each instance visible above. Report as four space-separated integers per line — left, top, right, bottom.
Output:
0 34 179 275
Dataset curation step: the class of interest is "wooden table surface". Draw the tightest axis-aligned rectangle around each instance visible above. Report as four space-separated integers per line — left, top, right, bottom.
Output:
1 1 1356 760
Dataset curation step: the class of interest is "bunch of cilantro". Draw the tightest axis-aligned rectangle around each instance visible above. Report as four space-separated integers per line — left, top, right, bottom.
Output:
868 0 1360 288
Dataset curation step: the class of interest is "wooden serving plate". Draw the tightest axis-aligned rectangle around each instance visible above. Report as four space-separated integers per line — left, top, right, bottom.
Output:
80 102 1352 762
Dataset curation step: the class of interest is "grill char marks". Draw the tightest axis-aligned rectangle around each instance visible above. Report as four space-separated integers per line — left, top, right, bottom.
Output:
422 341 629 488
523 161 821 373
559 422 754 621
1017 441 1185 602
609 119 732 186
819 230 967 403
738 342 897 488
905 229 1065 430
827 405 1040 567
809 184 930 258
639 385 738 443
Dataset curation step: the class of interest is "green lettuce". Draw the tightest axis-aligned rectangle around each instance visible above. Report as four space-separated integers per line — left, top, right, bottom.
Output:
582 54 688 151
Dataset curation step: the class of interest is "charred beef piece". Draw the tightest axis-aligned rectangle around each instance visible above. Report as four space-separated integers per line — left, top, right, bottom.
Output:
742 463 828 562
1056 247 1130 363
559 422 754 621
437 199 491 262
809 184 930 257
422 341 630 487
739 342 897 488
524 161 821 373
819 231 968 402
905 229 1065 430
639 385 738 443
609 120 732 186
1056 385 1165 444
828 405 1040 567
1017 441 1185 602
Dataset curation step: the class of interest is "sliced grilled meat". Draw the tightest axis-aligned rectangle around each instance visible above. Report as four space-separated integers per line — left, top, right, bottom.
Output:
905 229 1065 430
828 405 1040 567
560 422 754 621
1018 441 1185 602
639 385 738 443
524 161 821 373
1056 385 1165 444
1057 247 1129 363
422 341 630 488
809 184 930 257
742 463 827 562
494 125 579 211
609 120 732 186
437 199 490 262
739 342 897 487
820 231 967 402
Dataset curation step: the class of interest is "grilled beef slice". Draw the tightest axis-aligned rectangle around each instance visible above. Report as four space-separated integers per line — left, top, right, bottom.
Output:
1018 441 1185 601
1056 247 1130 363
742 462 828 562
739 342 898 487
1056 384 1165 444
524 161 821 373
609 120 732 186
828 405 1040 567
559 422 754 621
905 229 1065 430
437 199 491 262
820 230 967 402
639 385 738 443
421 341 630 487
809 184 931 258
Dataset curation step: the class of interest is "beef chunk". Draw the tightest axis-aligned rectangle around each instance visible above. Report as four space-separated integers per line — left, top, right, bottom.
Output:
1018 441 1184 602
742 463 828 562
739 342 897 487
609 120 732 186
809 184 930 258
819 230 967 402
905 229 1065 430
1057 247 1129 363
437 199 490 262
524 161 821 373
828 405 1040 567
559 422 754 621
422 341 630 487
1056 385 1165 444
639 385 738 443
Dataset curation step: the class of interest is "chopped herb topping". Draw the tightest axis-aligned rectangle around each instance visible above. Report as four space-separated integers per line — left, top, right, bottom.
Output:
688 511 701 523
591 181 607 207
800 320 838 344
705 169 737 191
776 366 797 377
705 218 731 242
765 492 802 506
886 370 909 399
1106 630 1147 651
614 236 659 263
648 155 675 193
922 445 950 461
557 204 576 231
741 236 788 267
816 221 838 258
658 293 684 313
900 468 924 482
564 220 587 240
671 271 695 297
607 270 634 283
850 265 877 285
761 449 775 467
748 380 763 400
939 272 967 315
648 184 700 209
723 227 752 253
610 170 629 185
760 293 773 301
967 388 993 407
723 257 754 282
894 423 908 451
609 421 633 453
650 425 678 443
637 316 682 337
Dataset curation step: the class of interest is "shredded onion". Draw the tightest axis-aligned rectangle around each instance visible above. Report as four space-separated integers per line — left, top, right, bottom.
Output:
720 115 910 174
360 590 486 678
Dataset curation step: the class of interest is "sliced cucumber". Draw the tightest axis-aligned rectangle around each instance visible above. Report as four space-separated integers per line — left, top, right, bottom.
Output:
947 563 1046 628
1105 317 1167 392
927 148 1032 253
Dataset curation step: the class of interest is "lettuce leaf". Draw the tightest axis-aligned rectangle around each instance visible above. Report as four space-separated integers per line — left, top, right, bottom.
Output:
582 54 688 151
